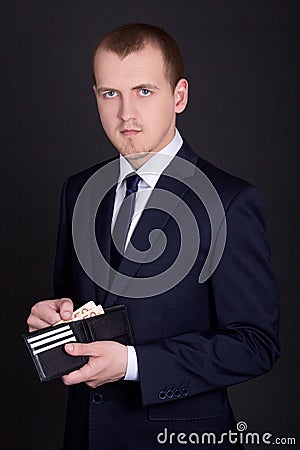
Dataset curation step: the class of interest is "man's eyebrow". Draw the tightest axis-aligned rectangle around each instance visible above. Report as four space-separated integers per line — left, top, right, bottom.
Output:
132 83 160 91
96 86 117 94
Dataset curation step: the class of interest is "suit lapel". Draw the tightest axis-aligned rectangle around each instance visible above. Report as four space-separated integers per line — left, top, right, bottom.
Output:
94 184 116 305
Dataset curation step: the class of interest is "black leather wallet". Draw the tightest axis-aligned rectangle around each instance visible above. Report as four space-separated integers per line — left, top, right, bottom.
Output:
23 304 134 382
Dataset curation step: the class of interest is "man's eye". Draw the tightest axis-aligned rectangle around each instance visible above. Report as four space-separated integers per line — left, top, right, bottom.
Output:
104 91 117 98
140 89 151 96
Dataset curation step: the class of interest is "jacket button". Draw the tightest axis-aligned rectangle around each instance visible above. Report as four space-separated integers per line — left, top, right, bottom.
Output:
174 389 181 398
166 389 174 399
158 390 166 400
181 387 189 396
92 393 103 404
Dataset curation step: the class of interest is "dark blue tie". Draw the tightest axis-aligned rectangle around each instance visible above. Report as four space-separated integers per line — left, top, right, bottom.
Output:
110 174 141 269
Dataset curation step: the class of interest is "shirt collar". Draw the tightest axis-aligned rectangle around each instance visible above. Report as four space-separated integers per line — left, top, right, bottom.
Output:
117 128 183 189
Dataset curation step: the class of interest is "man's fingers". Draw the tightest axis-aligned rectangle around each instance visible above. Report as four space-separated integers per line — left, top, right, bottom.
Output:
65 342 97 356
27 298 74 331
62 363 93 386
62 341 127 387
56 297 73 321
27 300 60 329
28 317 50 332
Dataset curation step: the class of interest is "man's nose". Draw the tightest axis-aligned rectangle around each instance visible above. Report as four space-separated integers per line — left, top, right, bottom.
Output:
118 96 137 122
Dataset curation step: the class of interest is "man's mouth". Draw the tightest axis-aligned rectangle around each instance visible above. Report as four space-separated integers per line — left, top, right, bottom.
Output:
120 129 142 137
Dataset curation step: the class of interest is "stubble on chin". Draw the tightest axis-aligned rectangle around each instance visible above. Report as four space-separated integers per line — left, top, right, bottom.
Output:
118 140 155 167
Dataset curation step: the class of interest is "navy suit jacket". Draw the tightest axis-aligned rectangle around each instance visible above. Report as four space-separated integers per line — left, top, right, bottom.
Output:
55 141 280 450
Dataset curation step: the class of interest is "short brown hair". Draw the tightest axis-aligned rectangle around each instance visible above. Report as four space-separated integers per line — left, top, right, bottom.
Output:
91 23 184 90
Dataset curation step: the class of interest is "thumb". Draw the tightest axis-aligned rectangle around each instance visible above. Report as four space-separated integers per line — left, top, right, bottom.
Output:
64 342 91 356
57 297 73 321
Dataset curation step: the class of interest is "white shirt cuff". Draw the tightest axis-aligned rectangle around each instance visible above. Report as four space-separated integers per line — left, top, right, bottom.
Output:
124 346 139 381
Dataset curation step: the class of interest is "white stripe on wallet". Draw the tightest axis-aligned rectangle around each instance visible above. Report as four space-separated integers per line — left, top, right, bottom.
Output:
33 337 76 355
28 325 77 355
27 325 71 343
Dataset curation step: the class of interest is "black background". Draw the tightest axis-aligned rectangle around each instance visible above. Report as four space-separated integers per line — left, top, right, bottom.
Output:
1 1 299 449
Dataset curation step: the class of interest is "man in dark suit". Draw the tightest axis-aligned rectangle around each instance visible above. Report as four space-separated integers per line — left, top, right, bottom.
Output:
27 24 280 449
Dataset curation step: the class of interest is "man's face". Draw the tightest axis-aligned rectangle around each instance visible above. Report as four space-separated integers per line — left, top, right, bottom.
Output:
93 44 188 163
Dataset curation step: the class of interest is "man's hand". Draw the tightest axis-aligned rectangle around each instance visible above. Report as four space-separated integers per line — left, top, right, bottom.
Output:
62 341 128 388
27 298 74 331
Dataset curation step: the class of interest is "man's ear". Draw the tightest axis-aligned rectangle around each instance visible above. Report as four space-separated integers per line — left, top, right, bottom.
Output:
174 78 188 113
93 85 97 96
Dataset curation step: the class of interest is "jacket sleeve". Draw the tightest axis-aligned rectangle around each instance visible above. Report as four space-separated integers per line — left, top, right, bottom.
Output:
135 185 280 406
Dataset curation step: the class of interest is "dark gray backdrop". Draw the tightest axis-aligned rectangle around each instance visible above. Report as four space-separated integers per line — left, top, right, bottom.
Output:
1 1 299 449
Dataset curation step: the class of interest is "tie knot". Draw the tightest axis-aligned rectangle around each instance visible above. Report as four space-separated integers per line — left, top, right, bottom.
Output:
125 174 141 197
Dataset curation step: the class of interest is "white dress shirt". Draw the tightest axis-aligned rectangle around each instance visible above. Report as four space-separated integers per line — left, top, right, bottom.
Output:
111 129 183 381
